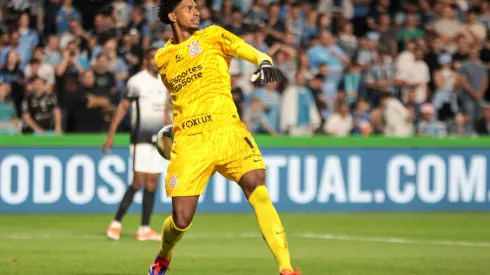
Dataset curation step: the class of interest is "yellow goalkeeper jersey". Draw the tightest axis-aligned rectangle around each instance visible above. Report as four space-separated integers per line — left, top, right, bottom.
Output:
154 25 271 136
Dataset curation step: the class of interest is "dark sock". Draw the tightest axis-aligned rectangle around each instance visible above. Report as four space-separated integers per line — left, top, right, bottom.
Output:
142 189 156 226
114 186 138 222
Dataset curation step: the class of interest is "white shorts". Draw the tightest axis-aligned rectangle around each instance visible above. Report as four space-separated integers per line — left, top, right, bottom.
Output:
130 143 167 174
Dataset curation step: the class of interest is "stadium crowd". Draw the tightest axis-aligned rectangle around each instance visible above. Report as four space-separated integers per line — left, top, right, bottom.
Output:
0 0 490 137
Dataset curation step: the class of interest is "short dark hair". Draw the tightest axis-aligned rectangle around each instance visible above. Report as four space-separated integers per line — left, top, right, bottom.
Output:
96 53 108 61
158 0 184 24
145 47 158 59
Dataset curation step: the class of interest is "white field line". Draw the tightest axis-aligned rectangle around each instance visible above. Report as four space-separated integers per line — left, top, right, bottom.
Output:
2 232 490 248
299 233 490 248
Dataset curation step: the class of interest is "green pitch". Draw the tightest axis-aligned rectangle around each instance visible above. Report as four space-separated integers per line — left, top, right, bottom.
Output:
1 213 489 275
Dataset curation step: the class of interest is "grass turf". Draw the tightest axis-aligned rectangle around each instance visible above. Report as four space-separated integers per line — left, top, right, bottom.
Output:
0 213 489 275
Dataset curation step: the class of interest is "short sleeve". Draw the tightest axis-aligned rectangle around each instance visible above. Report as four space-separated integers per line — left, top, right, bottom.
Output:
50 94 59 108
124 78 139 100
21 99 29 115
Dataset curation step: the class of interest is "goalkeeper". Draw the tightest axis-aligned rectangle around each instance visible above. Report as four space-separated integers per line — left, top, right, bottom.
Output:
149 0 300 274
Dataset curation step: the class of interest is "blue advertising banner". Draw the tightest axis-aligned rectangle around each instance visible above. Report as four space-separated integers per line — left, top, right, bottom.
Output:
0 148 489 213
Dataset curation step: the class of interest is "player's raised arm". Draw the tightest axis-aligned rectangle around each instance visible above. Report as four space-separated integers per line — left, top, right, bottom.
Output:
213 25 282 85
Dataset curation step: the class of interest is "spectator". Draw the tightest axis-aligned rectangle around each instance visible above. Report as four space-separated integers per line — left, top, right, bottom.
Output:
308 74 328 126
465 7 486 46
56 0 82 35
380 93 414 137
0 32 30 70
398 13 425 50
405 89 422 122
59 20 91 55
252 82 281 132
24 46 56 89
429 4 468 54
369 107 384 135
225 8 249 36
366 0 392 31
337 21 358 59
351 98 371 136
143 0 158 31
0 50 25 117
452 36 471 70
70 70 113 132
243 96 278 135
459 47 488 126
324 100 353 136
303 10 319 43
113 0 132 29
119 31 144 77
281 71 321 135
424 36 443 93
21 76 62 135
288 2 305 47
308 31 349 71
44 35 62 66
318 0 354 21
92 53 117 104
417 103 446 137
479 1 490 30
102 38 129 98
3 0 487 138
475 103 490 135
339 62 362 106
0 80 20 135
269 43 297 81
432 54 474 134
399 47 430 104
395 39 416 80
18 12 39 56
199 7 213 29
244 0 268 27
296 51 314 80
365 49 397 106
356 31 379 68
56 40 89 77
377 13 398 56
126 6 151 49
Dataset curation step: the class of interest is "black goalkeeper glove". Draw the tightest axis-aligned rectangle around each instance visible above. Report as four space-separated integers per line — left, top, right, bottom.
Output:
250 61 283 85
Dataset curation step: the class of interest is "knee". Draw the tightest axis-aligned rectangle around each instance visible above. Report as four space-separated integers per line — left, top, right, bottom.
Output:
131 177 144 190
239 170 266 199
172 209 193 230
145 177 159 192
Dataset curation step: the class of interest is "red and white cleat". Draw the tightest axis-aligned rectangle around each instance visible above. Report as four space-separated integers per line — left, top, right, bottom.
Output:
281 267 302 275
148 255 170 275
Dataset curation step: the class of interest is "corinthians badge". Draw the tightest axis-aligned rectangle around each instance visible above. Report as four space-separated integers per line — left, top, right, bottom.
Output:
188 40 202 57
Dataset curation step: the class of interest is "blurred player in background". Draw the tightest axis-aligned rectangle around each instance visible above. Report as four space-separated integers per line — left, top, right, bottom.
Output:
103 48 172 241
149 0 300 274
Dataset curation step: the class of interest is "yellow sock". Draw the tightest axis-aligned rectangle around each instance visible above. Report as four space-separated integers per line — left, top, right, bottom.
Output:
159 215 191 260
248 185 293 272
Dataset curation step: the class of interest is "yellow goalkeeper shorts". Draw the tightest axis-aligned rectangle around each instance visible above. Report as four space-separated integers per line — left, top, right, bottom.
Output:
165 121 265 197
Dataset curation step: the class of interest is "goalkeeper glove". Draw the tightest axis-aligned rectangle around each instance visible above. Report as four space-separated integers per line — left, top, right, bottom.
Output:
250 61 283 84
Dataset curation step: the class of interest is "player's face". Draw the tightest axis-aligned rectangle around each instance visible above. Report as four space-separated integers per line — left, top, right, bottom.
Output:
173 0 200 31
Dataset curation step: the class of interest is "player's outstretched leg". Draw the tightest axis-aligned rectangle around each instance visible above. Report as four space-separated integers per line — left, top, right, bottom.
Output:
149 196 199 275
137 174 161 241
107 172 146 240
239 170 301 275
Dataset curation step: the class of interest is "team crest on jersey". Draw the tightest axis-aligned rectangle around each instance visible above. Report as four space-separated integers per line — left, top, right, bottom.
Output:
187 40 202 57
169 175 179 189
